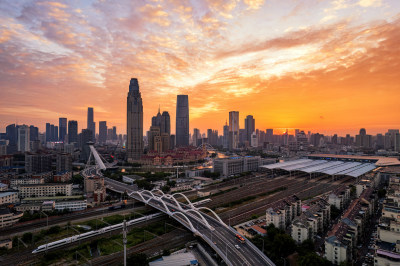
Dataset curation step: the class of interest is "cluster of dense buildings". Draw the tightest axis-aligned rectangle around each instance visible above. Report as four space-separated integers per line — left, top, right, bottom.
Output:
373 167 400 265
324 183 376 264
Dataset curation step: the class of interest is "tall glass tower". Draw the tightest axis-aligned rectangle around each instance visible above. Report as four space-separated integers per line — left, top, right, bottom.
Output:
176 95 189 147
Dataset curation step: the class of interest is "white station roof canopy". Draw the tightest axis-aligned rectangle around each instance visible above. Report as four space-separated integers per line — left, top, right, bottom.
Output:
262 159 377 178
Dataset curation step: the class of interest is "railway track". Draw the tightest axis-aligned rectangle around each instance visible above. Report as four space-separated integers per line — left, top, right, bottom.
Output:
0 204 141 237
218 176 350 224
0 215 167 266
91 229 194 266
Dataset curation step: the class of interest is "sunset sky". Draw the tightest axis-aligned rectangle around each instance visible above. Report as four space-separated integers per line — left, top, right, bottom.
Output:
0 0 399 136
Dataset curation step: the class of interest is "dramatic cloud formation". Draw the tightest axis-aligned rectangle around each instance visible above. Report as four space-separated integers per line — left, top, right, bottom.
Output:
0 0 399 136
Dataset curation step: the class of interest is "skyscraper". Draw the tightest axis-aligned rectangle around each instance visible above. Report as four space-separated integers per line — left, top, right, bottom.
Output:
229 111 239 150
29 125 39 141
127 78 143 161
46 123 51 142
112 126 117 141
176 95 189 147
152 109 171 135
87 107 95 141
59 118 67 142
18 125 30 152
99 121 107 144
223 121 229 149
244 115 255 143
193 128 201 147
68 120 78 144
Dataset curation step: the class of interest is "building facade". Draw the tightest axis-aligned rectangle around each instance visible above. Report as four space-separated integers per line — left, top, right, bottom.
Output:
18 183 72 198
176 95 189 147
127 78 143 161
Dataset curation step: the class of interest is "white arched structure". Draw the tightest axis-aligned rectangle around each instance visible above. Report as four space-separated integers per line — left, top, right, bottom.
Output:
141 190 159 200
129 191 148 203
172 193 195 208
151 189 165 197
160 195 183 211
196 143 215 151
197 207 228 227
170 212 197 232
183 209 213 230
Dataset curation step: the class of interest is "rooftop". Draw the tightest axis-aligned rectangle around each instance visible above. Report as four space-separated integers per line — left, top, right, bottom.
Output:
308 154 400 166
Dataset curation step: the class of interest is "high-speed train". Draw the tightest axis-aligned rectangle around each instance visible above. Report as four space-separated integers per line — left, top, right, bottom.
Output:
32 213 163 253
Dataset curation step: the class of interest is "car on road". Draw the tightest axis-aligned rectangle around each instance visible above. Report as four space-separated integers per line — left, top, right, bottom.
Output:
235 244 240 249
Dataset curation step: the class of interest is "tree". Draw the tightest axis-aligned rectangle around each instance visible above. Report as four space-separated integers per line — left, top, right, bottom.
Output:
22 232 33 242
272 233 296 258
297 239 315 256
298 253 330 266
161 185 170 193
127 253 148 266
378 189 387 198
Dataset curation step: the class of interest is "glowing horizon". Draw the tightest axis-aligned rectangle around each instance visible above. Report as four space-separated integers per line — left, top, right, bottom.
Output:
0 0 399 136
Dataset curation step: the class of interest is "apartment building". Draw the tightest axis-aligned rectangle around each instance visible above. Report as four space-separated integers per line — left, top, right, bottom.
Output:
374 173 400 265
266 195 301 229
0 191 18 204
291 198 330 243
0 208 23 228
328 186 351 210
18 183 72 198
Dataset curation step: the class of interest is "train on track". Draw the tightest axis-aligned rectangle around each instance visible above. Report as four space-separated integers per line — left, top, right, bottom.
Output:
32 213 163 254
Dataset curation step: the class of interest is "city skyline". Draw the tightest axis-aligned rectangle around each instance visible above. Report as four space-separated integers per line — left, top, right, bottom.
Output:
0 1 400 135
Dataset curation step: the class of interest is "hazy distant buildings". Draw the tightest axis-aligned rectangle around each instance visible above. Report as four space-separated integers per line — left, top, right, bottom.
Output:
79 129 93 162
176 95 189 147
223 121 229 149
355 128 372 148
127 78 143 161
245 115 255 143
99 121 107 144
68 120 78 144
25 152 52 173
229 111 239 150
18 125 30 152
87 107 96 141
59 118 67 142
192 128 200 147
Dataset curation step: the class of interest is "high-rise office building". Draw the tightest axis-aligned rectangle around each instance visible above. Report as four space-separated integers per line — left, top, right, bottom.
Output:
223 121 229 149
99 121 107 144
152 109 171 135
68 120 78 144
229 111 239 150
356 128 372 148
162 111 171 135
87 107 96 141
127 78 143 161
79 129 93 162
150 109 171 153
18 125 30 152
244 115 255 143
54 126 58 141
176 95 189 147
170 134 175 150
29 125 39 141
59 118 67 142
50 124 55 141
193 128 201 147
112 126 117 141
46 123 51 142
